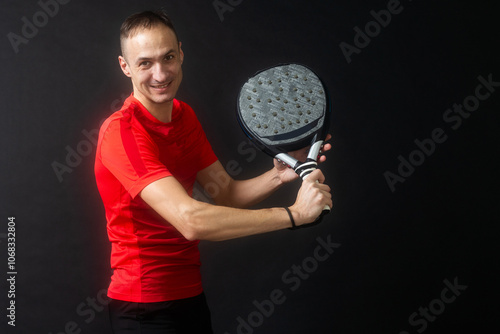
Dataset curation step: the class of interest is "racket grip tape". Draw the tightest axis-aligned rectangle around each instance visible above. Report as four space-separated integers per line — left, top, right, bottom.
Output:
294 160 318 180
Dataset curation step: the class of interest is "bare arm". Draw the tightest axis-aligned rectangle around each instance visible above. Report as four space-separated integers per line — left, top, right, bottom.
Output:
140 169 332 242
195 160 284 208
196 134 332 208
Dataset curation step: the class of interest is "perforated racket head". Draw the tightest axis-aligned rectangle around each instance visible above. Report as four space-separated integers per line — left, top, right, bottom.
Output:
237 64 330 157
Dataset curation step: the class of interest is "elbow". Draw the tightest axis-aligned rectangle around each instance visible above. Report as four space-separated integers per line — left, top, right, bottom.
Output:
181 229 199 242
177 203 207 241
178 214 201 241
181 221 201 241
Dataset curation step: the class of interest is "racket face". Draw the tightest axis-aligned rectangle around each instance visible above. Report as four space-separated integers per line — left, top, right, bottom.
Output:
237 64 330 156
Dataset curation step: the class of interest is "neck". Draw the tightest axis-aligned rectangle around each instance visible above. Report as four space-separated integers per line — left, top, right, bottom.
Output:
146 101 173 123
134 94 173 123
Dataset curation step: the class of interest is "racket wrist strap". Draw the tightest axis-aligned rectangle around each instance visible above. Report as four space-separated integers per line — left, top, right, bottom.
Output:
284 207 298 230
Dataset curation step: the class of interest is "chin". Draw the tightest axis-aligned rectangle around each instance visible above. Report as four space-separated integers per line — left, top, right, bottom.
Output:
153 95 175 104
143 90 173 103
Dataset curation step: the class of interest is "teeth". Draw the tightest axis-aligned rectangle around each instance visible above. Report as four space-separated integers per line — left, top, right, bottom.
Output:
153 84 168 88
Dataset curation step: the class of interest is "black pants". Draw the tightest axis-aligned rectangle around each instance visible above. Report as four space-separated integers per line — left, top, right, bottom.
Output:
108 293 214 334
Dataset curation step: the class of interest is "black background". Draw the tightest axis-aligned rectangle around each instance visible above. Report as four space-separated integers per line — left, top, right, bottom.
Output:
1 0 499 333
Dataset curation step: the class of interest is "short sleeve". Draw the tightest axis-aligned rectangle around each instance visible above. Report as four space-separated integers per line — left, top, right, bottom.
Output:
99 117 172 198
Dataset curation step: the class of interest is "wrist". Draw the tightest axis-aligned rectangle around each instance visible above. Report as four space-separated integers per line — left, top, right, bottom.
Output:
284 207 298 230
270 166 285 187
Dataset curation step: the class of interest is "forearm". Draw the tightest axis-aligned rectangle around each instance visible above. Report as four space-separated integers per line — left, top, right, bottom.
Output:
141 176 293 242
217 167 283 208
142 170 331 242
180 200 291 241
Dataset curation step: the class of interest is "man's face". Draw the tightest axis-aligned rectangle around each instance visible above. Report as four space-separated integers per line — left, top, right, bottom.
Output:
119 25 184 111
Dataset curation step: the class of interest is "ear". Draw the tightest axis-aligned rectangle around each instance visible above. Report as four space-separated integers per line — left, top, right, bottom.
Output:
178 42 184 65
118 55 132 78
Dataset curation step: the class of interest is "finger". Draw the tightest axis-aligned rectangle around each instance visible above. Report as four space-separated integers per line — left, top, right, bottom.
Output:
326 197 333 210
316 183 331 193
321 142 332 152
315 185 333 212
307 169 325 184
317 139 332 163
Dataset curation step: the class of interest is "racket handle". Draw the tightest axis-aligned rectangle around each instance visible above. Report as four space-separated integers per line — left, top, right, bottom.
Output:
314 182 332 219
295 160 318 180
293 155 331 228
319 205 331 218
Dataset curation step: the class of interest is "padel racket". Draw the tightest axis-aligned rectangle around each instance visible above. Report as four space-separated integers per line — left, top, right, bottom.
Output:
236 63 331 225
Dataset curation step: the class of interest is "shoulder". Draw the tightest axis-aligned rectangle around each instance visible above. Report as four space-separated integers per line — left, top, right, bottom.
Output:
174 99 192 112
98 102 149 144
175 99 194 115
173 99 201 126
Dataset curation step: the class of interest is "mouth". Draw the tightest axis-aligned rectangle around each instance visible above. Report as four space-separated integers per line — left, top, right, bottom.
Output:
150 82 171 90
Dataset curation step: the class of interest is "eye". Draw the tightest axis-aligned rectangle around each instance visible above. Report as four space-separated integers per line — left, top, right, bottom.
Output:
164 54 175 61
139 61 151 67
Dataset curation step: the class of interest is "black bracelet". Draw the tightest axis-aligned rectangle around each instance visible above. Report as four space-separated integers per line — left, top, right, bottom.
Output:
284 207 297 230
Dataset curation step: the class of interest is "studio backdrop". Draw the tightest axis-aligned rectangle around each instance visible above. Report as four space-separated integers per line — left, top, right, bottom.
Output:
1 0 499 333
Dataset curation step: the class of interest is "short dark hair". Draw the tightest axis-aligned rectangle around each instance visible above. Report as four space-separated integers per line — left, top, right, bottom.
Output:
120 10 179 56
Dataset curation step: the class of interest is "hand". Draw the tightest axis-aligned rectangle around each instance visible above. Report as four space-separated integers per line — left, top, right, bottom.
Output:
289 169 332 225
274 134 332 184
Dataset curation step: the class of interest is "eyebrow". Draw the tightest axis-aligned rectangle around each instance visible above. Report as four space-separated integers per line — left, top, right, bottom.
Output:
135 49 176 65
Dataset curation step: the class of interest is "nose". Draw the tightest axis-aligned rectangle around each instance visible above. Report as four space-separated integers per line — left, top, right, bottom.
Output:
151 63 168 83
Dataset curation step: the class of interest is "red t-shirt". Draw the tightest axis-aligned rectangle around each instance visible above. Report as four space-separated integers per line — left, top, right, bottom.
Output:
94 94 218 303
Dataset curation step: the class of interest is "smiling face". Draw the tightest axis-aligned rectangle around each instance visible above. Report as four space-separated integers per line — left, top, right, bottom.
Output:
119 24 184 121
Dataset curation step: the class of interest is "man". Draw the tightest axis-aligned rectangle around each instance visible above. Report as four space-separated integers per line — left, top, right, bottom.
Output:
94 10 332 334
